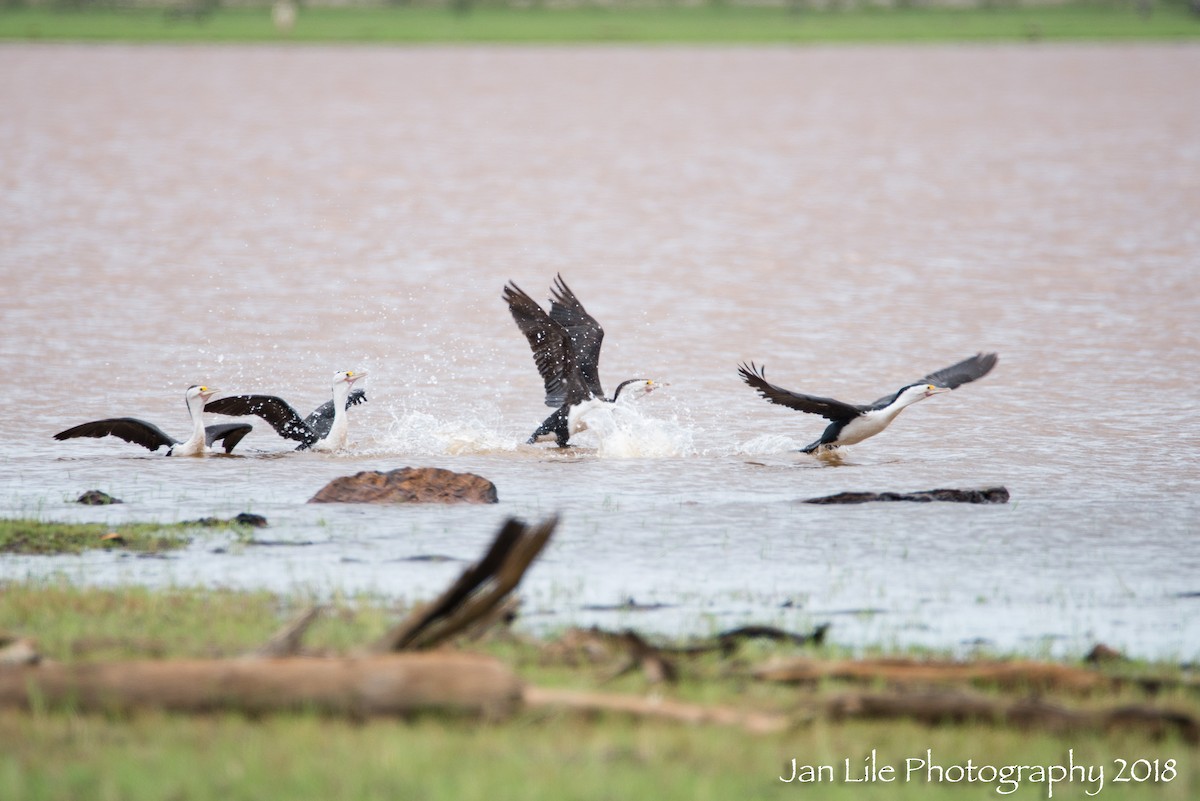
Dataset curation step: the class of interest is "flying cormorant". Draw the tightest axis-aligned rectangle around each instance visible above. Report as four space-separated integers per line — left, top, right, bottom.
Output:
738 353 998 454
504 275 658 447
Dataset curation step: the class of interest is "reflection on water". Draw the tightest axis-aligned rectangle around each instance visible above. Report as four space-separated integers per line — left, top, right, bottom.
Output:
1 44 1198 659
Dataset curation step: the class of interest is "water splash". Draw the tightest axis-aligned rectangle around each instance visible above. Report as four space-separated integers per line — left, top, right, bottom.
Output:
368 409 519 456
734 433 803 456
574 402 696 458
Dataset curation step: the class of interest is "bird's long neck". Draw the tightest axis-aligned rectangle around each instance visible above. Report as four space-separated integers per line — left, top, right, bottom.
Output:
322 381 352 449
179 393 207 453
877 386 928 421
608 379 643 403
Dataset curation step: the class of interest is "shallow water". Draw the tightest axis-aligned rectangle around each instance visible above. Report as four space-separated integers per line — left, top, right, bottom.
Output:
1 43 1198 659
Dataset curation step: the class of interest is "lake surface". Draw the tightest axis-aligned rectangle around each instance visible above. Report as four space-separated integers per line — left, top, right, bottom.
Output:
2 43 1198 660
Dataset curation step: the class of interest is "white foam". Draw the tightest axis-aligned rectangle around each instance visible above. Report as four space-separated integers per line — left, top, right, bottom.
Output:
734 433 803 456
366 409 519 456
577 402 696 459
356 400 697 459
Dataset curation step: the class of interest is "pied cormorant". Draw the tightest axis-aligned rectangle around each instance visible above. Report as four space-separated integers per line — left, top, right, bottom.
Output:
204 370 368 452
738 352 998 454
53 385 252 456
504 274 659 447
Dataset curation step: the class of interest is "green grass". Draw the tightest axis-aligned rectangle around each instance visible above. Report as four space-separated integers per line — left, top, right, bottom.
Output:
0 581 1197 800
0 518 245 555
1 4 1197 43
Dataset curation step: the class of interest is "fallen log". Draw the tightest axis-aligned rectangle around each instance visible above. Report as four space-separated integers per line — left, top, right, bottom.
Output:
375 516 556 652
251 606 324 658
803 487 1009 505
820 690 1199 744
753 657 1116 694
523 686 790 734
0 652 522 719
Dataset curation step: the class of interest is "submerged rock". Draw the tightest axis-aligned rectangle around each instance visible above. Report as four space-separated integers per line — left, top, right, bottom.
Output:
1085 643 1127 664
76 490 121 506
309 467 498 505
186 513 269 528
802 486 1009 505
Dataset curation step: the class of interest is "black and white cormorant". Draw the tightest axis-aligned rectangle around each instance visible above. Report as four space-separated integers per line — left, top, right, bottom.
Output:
504 274 659 447
53 385 252 456
738 352 998 454
204 370 368 452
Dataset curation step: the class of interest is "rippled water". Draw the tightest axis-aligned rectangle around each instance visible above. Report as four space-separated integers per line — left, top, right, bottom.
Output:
2 43 1198 659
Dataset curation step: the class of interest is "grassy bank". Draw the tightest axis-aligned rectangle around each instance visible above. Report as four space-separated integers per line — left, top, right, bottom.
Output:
1 4 1198 43
0 517 252 555
1 581 1196 800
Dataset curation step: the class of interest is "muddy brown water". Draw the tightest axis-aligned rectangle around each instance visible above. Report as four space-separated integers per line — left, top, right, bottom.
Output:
2 44 1197 658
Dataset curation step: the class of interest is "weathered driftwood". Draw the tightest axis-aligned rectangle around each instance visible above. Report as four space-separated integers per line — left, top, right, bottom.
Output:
0 635 41 667
375 516 557 652
0 653 522 719
524 685 1197 741
523 686 790 734
819 690 1199 743
251 606 325 658
544 623 829 671
754 657 1115 694
803 487 1010 505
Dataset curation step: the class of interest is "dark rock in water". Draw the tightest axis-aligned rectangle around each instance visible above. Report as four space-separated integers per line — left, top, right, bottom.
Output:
309 467 498 505
1085 643 1127 664
802 486 1010 505
186 513 268 527
77 490 121 506
581 597 675 612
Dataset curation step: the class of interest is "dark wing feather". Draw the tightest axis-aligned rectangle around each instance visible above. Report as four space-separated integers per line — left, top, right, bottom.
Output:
504 281 589 407
548 273 605 399
205 423 253 454
867 352 999 408
919 352 998 390
304 389 367 441
737 362 863 423
204 395 316 446
53 417 178 452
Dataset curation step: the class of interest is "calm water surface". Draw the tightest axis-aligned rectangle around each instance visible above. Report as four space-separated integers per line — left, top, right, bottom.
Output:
1 44 1198 659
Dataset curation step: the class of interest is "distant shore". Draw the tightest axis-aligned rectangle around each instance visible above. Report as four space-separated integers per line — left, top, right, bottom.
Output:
2 580 1196 800
2 4 1198 44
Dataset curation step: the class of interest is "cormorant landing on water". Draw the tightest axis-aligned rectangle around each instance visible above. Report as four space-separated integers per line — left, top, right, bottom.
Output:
504 274 659 447
204 370 368 452
53 385 252 456
738 352 998 454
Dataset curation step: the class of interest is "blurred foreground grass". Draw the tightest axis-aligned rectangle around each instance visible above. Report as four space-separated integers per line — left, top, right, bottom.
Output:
1 4 1198 43
0 580 1196 801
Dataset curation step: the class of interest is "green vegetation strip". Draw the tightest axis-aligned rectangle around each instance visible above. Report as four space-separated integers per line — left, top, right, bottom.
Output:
0 518 244 555
1 5 1198 44
0 581 1197 800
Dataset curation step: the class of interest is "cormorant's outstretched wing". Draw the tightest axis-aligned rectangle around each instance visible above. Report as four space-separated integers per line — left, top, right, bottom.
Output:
867 352 999 408
919 352 998 390
304 389 367 440
738 363 863 423
205 395 316 446
504 281 588 407
205 423 253 454
548 273 605 399
53 418 178 452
